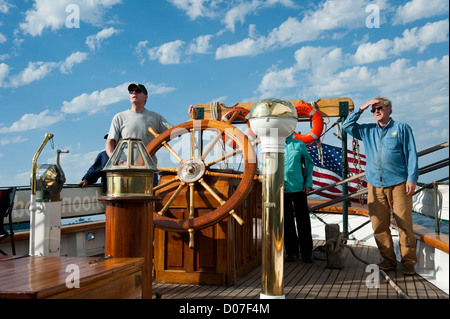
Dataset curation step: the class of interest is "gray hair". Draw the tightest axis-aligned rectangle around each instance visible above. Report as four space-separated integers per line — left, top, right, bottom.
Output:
375 96 392 114
375 96 392 108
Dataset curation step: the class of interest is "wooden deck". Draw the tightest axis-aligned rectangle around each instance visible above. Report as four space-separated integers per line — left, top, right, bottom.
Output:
152 240 448 300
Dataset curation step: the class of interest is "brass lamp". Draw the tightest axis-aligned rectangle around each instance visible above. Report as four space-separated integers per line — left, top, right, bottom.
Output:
102 138 157 197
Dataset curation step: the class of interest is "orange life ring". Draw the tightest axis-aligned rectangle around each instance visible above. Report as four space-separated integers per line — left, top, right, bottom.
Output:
221 107 249 123
293 100 324 145
220 108 256 148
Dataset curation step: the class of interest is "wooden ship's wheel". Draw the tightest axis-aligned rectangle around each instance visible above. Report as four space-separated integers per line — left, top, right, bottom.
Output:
146 120 257 234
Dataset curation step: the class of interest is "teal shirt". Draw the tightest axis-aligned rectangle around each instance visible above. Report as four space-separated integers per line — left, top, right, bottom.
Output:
284 135 314 193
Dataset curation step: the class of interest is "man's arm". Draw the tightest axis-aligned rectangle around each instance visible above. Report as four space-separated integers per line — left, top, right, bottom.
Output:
403 124 419 196
341 99 378 139
105 139 117 158
359 99 379 112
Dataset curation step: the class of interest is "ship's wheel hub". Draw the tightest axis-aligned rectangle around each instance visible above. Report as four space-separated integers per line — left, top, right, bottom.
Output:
178 159 206 183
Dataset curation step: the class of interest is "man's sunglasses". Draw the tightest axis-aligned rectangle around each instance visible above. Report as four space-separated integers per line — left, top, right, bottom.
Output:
371 106 383 113
129 89 144 94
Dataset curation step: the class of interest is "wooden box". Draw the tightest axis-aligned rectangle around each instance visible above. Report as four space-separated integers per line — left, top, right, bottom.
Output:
154 174 262 285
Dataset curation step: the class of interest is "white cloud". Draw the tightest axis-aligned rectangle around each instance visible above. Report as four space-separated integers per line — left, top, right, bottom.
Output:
134 40 149 65
266 17 317 47
167 0 218 20
6 51 88 87
136 36 214 65
61 82 176 115
0 63 9 86
216 37 260 59
0 32 6 43
85 27 122 51
216 0 388 59
169 0 296 32
20 1 70 36
61 83 129 115
188 35 213 54
257 46 345 97
147 40 186 65
296 46 344 75
9 61 58 87
0 0 14 14
301 0 381 31
255 33 448 114
393 0 449 25
0 136 28 146
393 19 449 54
60 51 88 74
313 55 448 103
223 1 259 33
257 66 298 98
353 19 449 64
353 39 393 64
20 0 122 37
0 110 64 133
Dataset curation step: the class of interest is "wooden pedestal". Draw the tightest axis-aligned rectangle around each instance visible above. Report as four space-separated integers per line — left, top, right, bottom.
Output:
154 174 262 285
100 196 157 299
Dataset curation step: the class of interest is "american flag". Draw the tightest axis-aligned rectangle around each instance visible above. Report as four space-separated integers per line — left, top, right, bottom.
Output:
308 143 367 203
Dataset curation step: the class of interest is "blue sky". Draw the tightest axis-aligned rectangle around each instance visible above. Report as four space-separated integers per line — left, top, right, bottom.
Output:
0 0 448 187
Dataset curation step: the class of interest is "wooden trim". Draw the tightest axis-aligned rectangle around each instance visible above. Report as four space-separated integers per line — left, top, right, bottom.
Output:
413 224 449 253
194 97 355 120
3 220 106 242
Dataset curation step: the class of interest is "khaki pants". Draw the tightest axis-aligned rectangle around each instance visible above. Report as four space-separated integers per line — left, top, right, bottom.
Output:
367 182 417 265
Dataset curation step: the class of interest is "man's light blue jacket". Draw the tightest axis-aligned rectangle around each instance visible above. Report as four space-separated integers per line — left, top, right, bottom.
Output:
342 110 419 187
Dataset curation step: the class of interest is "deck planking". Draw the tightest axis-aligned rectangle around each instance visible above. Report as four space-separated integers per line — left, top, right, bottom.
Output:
152 240 448 300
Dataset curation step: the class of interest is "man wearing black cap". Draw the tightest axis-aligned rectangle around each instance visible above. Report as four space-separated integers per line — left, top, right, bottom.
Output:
106 83 173 159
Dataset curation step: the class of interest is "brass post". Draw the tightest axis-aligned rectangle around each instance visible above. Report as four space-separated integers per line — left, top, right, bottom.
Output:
248 98 298 299
260 152 285 298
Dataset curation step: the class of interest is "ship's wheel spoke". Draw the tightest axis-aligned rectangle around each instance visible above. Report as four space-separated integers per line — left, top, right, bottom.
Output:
153 175 179 192
204 170 244 179
200 130 223 161
204 147 243 168
188 183 195 219
190 126 195 160
157 182 186 216
149 127 184 164
198 178 244 225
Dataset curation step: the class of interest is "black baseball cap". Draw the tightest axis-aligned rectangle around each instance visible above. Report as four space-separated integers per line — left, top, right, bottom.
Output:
128 83 148 95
